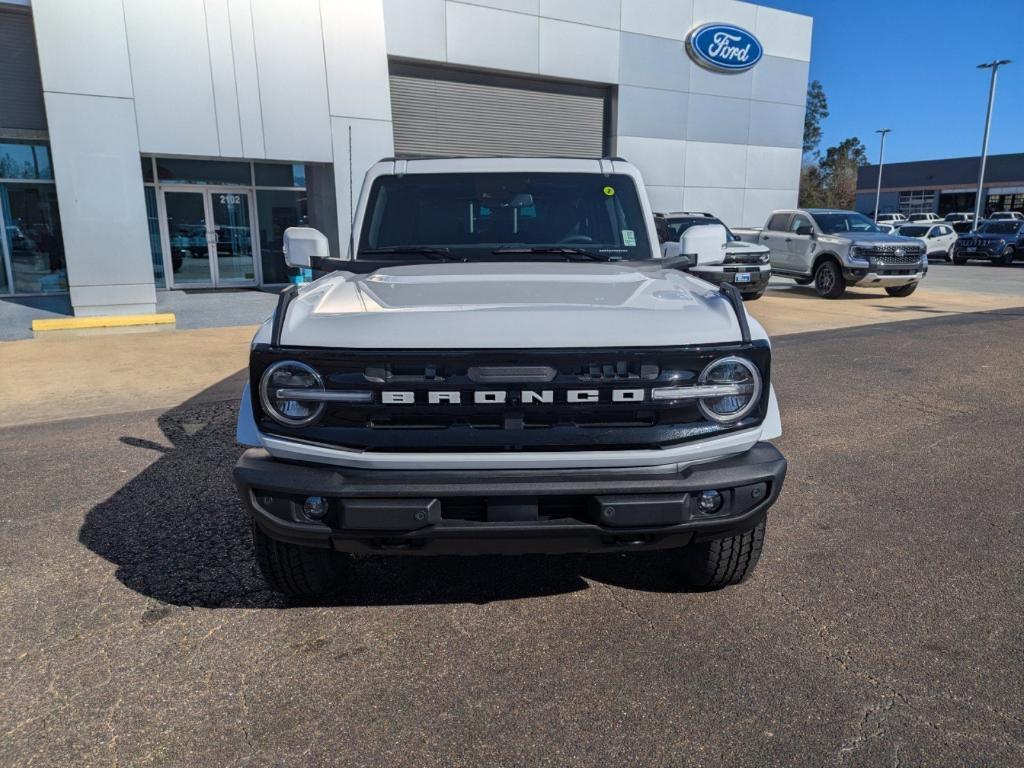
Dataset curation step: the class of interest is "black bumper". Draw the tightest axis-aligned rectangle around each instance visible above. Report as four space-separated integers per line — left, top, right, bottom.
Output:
234 443 787 556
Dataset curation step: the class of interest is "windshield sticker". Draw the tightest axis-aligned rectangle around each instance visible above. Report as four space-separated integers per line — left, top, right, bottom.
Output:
603 186 615 197
622 229 636 246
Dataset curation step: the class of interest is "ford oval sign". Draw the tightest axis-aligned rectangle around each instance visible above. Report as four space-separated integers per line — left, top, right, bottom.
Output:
686 23 763 73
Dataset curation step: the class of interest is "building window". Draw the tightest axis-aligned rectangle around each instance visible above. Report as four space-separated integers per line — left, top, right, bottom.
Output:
0 140 53 180
0 183 66 293
256 189 308 284
144 186 165 289
898 190 936 215
151 157 251 186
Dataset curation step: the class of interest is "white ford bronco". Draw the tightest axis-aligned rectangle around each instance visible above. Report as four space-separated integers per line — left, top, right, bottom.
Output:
234 157 786 596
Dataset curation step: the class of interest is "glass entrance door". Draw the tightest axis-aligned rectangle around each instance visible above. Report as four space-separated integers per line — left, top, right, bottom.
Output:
164 190 212 285
163 188 257 287
209 190 256 283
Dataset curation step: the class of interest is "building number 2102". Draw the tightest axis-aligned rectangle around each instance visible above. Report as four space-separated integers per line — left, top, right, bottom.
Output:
219 194 241 206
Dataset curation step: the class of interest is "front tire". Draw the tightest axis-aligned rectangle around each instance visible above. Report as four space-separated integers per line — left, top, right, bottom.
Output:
680 519 766 589
814 260 845 298
999 246 1015 266
885 283 918 297
252 523 349 597
741 288 765 301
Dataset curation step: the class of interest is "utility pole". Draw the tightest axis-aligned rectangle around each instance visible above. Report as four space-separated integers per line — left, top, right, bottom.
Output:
973 59 1011 227
873 128 891 221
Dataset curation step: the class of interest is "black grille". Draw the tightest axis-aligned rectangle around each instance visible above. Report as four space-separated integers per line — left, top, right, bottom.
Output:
251 343 771 453
862 244 924 265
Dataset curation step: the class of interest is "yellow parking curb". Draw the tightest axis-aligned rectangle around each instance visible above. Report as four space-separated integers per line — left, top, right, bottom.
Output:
32 313 177 332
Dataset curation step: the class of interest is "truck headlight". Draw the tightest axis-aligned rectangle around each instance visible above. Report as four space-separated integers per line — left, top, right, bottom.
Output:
259 360 325 427
697 356 762 423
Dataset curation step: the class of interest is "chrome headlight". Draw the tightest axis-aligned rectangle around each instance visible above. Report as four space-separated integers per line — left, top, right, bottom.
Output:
696 356 762 423
259 360 325 427
850 246 866 259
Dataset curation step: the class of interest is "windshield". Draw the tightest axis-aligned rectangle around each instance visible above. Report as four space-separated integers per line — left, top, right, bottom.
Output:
978 221 1020 234
665 216 738 242
812 212 881 234
899 225 929 236
357 172 652 260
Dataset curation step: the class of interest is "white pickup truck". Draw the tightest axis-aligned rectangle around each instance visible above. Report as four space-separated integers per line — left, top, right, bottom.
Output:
233 156 786 596
735 208 927 298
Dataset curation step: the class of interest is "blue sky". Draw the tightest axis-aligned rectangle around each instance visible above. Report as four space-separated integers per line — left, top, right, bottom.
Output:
757 0 1022 164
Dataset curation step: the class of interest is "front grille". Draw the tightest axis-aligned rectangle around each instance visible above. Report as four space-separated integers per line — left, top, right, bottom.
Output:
862 244 924 265
956 239 995 250
251 344 771 453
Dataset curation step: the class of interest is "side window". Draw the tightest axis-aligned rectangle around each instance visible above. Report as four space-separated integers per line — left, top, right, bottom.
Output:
654 218 669 244
766 213 790 232
789 214 812 234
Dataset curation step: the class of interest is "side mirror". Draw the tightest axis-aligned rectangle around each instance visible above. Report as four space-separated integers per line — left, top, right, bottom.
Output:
795 225 814 237
283 227 329 268
678 223 728 266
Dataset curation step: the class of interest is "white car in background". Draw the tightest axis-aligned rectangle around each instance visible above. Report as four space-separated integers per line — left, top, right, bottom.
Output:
875 213 908 227
907 212 943 224
989 211 1024 221
896 223 958 261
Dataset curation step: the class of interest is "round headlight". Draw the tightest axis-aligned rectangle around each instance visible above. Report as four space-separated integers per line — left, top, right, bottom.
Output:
259 360 325 427
698 356 762 423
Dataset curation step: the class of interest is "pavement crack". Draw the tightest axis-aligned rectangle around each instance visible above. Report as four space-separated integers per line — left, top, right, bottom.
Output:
596 582 659 632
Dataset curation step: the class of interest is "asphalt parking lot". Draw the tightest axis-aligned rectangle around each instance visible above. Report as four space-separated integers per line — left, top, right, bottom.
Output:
2 269 1024 766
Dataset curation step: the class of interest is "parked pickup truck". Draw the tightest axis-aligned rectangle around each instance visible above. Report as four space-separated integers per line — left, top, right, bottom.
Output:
655 212 771 300
233 156 786 596
735 208 927 298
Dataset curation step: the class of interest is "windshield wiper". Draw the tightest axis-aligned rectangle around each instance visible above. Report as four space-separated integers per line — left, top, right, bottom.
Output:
358 246 463 261
491 246 612 261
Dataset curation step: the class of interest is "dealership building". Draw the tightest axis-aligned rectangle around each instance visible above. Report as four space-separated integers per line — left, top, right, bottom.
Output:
0 0 811 316
856 153 1024 218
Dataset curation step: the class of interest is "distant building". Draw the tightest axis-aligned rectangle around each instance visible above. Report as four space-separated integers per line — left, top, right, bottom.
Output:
856 153 1024 217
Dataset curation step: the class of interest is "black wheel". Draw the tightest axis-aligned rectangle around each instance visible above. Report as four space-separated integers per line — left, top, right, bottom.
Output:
794 277 813 286
679 518 766 589
999 246 1015 266
741 288 765 301
885 283 918 297
952 254 967 265
813 260 845 298
252 522 350 597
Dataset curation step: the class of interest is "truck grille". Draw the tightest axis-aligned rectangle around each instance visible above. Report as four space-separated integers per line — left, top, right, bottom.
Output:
251 344 771 453
863 244 924 265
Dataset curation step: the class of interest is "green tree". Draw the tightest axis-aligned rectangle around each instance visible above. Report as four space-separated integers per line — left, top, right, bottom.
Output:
818 137 869 209
802 80 829 157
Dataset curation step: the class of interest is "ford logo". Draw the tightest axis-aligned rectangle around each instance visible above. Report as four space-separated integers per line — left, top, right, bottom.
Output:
685 23 763 73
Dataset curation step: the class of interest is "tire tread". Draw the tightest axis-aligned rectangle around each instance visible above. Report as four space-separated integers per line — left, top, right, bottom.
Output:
681 519 766 589
252 523 346 597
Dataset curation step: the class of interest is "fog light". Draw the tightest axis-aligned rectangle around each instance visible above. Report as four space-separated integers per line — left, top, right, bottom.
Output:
697 490 724 515
303 496 328 520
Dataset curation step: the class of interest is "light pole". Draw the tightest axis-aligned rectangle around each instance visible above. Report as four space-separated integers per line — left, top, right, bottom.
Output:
973 59 1011 227
873 128 891 221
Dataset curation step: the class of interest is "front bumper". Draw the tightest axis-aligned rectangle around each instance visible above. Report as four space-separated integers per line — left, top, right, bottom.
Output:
845 267 925 287
693 266 770 293
235 442 787 555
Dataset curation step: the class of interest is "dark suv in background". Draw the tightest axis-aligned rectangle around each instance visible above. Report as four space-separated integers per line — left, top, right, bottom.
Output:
952 220 1024 265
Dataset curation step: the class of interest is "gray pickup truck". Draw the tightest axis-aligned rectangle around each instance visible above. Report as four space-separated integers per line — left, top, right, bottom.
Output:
735 208 927 299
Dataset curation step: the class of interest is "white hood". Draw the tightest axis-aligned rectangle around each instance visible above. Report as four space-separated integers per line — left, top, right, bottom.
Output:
273 262 757 349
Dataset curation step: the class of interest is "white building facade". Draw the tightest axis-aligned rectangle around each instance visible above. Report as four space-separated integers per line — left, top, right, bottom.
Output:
0 0 811 316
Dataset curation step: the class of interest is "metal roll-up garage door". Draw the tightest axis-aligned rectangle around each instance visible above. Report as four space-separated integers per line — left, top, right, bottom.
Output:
390 63 609 158
0 7 48 132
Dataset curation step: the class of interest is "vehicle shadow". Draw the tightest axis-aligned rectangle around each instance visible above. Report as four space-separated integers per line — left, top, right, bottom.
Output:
78 377 694 609
768 285 889 300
